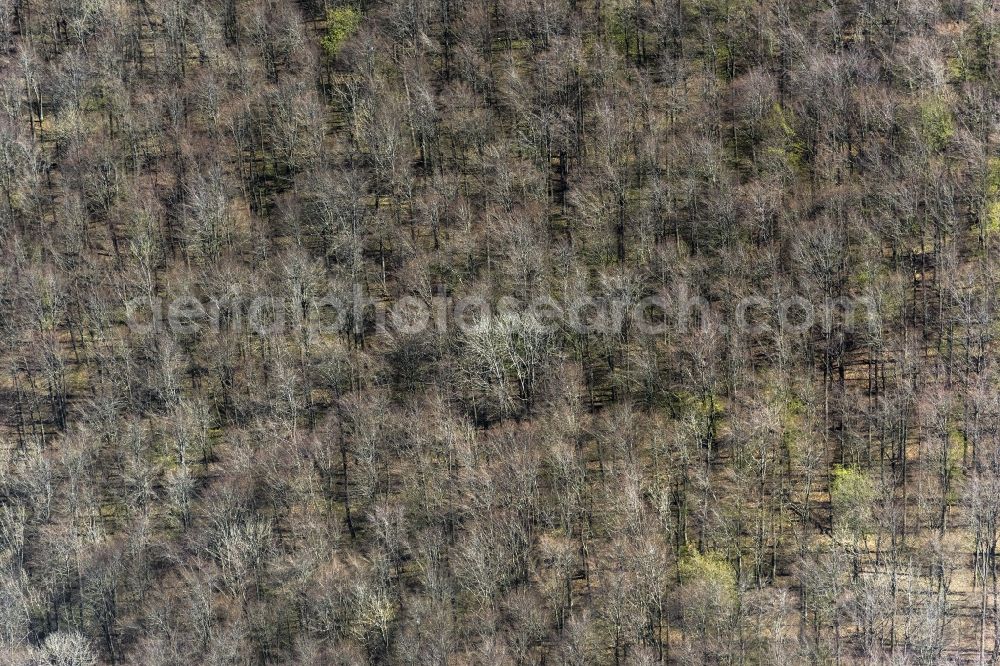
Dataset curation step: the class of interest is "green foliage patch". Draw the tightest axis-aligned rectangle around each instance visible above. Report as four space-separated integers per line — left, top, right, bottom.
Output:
918 98 955 151
322 6 361 58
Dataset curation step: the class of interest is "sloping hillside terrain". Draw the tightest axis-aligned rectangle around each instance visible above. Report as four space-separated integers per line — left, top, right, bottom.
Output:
0 0 999 663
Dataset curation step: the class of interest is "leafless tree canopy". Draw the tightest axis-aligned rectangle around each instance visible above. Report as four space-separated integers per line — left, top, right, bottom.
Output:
0 0 999 663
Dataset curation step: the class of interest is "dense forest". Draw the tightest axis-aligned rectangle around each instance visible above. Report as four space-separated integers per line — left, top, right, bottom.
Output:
0 0 999 663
